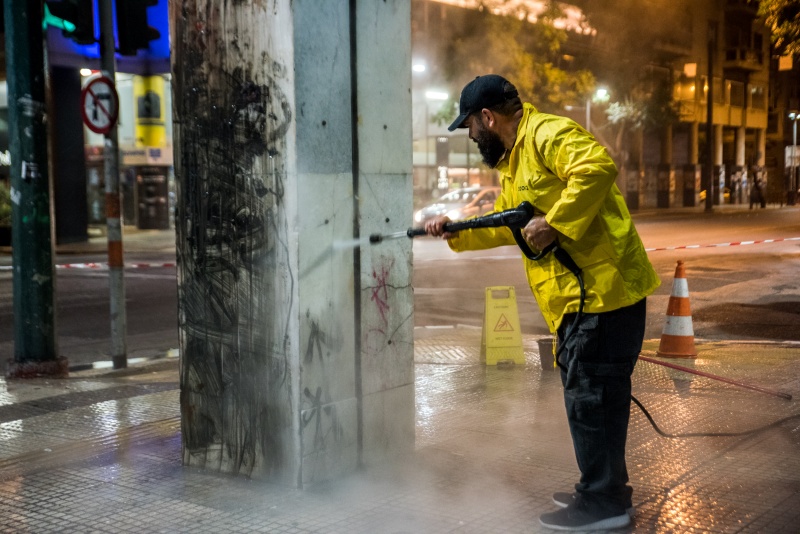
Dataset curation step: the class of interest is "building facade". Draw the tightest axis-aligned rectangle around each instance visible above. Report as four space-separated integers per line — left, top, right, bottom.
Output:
410 0 788 209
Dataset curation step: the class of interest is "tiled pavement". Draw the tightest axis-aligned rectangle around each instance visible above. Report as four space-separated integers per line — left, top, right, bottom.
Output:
1 328 799 533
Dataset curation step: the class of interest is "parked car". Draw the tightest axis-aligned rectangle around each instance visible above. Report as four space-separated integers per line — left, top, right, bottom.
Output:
413 186 501 225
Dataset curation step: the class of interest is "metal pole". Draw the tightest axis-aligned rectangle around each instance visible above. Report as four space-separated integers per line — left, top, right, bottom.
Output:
5 0 64 378
705 21 716 213
466 130 470 184
793 117 797 202
424 100 430 191
586 97 591 133
98 0 127 369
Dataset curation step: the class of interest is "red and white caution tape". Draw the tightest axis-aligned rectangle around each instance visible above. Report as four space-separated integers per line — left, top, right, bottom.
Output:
3 237 799 271
55 262 176 270
645 237 800 252
0 262 176 271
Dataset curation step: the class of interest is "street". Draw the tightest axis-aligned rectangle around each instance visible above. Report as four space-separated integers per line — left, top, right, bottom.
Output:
1 207 800 367
414 207 800 342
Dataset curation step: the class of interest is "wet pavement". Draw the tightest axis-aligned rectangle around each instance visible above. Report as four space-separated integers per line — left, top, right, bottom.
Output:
1 326 799 533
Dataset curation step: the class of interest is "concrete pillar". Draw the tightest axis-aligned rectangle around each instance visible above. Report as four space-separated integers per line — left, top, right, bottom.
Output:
755 128 766 166
626 128 644 210
684 122 701 206
731 126 746 203
683 164 702 207
713 124 725 204
751 128 767 207
171 0 413 487
657 124 675 208
735 126 746 166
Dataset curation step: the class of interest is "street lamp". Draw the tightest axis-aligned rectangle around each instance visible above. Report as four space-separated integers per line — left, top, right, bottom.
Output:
790 111 798 205
586 87 609 133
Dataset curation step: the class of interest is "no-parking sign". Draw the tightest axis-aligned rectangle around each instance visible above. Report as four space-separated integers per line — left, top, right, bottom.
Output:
81 75 119 135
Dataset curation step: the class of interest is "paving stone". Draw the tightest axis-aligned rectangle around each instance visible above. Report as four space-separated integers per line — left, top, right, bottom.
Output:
0 332 798 531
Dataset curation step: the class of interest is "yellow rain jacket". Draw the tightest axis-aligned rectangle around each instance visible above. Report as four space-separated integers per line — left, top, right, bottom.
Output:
448 103 659 332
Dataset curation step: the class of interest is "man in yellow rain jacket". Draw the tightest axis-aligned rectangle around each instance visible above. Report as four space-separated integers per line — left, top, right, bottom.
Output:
425 75 659 532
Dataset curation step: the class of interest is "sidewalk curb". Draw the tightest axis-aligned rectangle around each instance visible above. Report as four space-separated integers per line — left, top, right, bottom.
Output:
67 350 179 378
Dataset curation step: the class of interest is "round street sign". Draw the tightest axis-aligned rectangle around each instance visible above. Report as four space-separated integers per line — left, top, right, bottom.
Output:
80 75 119 135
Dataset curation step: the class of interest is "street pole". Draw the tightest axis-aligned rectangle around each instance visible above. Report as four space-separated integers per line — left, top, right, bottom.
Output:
705 21 716 213
586 97 591 133
792 116 797 204
98 0 127 369
424 100 430 191
5 0 64 378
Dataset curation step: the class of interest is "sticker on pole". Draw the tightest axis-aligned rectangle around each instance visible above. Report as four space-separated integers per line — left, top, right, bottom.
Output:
81 75 119 134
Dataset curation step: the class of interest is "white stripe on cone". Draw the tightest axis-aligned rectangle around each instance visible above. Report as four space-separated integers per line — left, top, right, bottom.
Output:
671 278 689 298
662 315 694 336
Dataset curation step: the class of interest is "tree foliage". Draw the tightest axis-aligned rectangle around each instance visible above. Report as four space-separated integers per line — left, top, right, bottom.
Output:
605 80 679 129
432 1 595 120
758 0 800 56
576 0 659 101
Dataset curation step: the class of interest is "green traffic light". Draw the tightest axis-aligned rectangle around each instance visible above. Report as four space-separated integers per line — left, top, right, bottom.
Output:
43 4 77 33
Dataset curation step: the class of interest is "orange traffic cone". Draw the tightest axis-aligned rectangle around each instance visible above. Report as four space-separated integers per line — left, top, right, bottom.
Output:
656 260 698 358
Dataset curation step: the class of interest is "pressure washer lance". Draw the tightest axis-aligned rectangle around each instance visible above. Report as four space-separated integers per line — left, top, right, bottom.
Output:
370 201 538 248
370 201 581 276
371 201 585 365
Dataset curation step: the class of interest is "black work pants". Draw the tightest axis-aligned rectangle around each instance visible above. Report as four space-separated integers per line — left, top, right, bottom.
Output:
556 298 647 516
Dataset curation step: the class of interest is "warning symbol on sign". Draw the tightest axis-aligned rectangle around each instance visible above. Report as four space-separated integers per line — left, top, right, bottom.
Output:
481 286 525 365
494 314 515 332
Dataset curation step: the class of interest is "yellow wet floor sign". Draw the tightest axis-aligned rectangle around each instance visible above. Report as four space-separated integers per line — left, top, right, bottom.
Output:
480 286 525 365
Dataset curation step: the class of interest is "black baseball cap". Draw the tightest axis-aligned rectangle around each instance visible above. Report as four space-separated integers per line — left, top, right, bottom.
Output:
447 75 519 131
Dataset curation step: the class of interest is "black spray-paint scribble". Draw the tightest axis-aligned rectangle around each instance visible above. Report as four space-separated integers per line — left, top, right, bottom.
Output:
301 314 345 468
174 6 294 478
302 386 344 452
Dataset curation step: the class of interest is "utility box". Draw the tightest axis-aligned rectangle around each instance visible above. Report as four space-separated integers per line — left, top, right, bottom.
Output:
135 166 170 229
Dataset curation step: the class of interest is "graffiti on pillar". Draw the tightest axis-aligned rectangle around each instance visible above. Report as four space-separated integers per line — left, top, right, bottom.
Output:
301 386 344 451
301 313 345 472
174 11 295 477
304 317 331 365
369 258 394 333
363 256 412 355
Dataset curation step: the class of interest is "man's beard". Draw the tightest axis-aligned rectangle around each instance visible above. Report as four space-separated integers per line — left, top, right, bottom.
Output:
473 124 506 168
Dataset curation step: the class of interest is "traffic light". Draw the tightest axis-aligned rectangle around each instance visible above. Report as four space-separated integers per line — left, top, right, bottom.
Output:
45 0 96 45
115 0 160 56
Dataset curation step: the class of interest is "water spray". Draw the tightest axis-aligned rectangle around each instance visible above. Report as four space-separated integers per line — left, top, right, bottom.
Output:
368 201 542 254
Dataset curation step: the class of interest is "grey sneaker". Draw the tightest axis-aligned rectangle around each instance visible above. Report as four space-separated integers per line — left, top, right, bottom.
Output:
540 506 630 531
552 492 635 517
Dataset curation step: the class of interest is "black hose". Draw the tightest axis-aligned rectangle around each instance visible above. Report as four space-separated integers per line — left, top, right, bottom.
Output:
631 394 800 438
550 255 798 440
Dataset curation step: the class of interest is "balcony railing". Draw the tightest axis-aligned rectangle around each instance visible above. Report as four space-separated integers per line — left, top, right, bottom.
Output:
724 47 764 71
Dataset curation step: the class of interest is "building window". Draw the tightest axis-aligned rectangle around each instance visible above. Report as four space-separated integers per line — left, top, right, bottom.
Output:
729 81 745 107
674 76 697 102
750 85 766 110
701 77 726 105
714 78 725 104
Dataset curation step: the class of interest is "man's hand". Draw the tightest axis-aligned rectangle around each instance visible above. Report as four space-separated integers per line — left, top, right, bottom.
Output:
424 216 457 240
521 216 557 251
